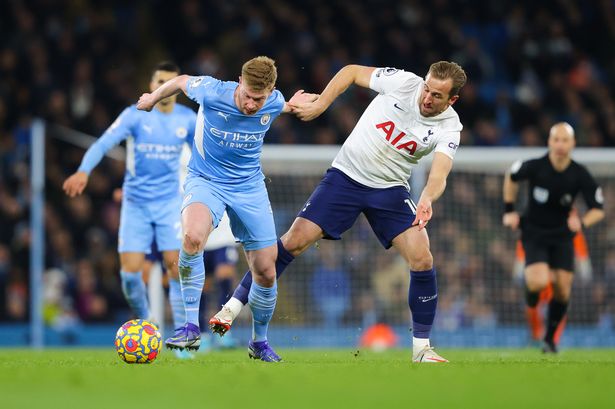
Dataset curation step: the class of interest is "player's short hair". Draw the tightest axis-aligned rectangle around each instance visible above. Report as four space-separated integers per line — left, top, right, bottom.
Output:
428 61 467 98
241 56 277 92
152 61 180 76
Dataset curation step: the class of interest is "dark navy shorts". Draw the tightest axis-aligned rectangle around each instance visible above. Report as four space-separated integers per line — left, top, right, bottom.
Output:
298 168 417 249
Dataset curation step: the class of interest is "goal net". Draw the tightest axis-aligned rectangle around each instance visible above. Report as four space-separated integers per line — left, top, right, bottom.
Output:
235 146 615 348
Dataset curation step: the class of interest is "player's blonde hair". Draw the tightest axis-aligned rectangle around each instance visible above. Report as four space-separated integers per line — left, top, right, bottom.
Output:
428 61 467 98
241 56 277 92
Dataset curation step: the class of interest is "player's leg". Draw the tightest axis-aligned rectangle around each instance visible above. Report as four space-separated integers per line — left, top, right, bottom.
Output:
117 198 153 319
165 202 213 351
543 269 573 353
392 227 447 363
521 237 551 342
524 262 550 341
209 217 323 335
161 250 183 328
211 169 361 335
217 181 282 361
119 252 149 318
542 239 575 353
153 195 185 333
245 244 282 362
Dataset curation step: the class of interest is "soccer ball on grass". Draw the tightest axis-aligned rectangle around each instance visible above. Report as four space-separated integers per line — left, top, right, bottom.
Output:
115 319 162 364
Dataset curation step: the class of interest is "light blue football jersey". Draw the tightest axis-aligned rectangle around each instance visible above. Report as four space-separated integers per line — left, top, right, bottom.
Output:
78 104 196 201
185 76 285 186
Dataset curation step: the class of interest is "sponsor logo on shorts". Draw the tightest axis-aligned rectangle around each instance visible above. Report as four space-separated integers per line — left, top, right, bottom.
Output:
183 193 193 205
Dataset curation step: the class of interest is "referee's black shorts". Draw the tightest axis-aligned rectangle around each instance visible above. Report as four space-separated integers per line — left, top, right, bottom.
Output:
521 232 574 272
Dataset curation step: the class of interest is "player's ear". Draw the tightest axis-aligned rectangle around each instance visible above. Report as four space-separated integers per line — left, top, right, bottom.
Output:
448 94 459 105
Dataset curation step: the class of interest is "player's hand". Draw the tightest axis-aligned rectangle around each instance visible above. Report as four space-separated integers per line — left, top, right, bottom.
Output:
567 208 582 232
288 90 319 110
412 199 433 230
63 171 89 197
502 212 520 230
290 98 327 121
137 93 156 112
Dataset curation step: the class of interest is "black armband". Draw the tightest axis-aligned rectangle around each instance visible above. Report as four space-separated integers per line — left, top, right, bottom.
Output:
504 202 515 213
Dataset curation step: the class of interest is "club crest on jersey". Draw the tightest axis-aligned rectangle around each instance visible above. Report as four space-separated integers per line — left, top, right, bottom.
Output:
376 67 399 77
533 186 549 203
260 113 271 126
176 127 188 139
423 129 434 142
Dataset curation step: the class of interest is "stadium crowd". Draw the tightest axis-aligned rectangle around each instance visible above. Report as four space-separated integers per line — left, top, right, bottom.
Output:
1 0 614 331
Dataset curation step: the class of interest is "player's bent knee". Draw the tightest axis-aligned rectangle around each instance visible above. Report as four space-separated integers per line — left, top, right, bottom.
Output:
182 231 205 253
252 269 276 287
408 250 433 271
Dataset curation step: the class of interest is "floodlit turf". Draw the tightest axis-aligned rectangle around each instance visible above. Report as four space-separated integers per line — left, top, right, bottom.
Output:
1 348 614 408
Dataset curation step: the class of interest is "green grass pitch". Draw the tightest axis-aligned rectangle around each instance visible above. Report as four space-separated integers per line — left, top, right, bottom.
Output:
1 348 614 408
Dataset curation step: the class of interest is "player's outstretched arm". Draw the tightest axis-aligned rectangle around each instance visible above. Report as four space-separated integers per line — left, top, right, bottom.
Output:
412 152 453 230
502 172 520 230
137 75 190 112
292 65 375 121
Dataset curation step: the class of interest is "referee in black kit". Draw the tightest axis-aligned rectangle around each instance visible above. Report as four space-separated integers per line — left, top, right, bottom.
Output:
502 122 605 353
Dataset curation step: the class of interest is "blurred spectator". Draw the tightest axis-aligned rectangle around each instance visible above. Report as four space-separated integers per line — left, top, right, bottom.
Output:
1 0 614 327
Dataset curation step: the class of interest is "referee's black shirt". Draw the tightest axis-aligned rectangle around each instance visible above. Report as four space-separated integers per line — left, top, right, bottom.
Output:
509 154 603 239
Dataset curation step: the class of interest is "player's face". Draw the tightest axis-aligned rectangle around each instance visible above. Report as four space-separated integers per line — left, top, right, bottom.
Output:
548 128 575 158
236 78 272 115
418 74 459 117
150 70 179 106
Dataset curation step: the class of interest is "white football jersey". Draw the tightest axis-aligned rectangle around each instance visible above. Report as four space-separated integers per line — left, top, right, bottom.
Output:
332 67 462 188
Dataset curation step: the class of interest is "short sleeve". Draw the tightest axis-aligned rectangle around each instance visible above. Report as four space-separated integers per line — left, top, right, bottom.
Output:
434 132 460 159
509 159 536 181
185 75 219 104
579 167 604 209
369 68 422 95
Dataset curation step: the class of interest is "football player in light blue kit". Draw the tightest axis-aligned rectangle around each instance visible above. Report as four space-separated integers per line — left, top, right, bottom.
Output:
136 56 315 362
63 62 195 344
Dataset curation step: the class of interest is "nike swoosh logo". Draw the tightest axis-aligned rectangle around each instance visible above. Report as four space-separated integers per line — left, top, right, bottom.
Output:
393 103 405 111
420 295 437 303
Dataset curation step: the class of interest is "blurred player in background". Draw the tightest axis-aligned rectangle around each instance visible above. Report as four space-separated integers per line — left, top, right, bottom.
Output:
63 62 195 339
136 56 316 362
210 61 467 363
503 122 604 353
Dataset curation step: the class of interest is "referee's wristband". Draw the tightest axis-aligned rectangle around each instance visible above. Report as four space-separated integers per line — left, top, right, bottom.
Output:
504 203 515 213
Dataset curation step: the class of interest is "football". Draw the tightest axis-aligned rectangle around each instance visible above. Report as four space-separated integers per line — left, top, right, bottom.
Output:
114 319 162 364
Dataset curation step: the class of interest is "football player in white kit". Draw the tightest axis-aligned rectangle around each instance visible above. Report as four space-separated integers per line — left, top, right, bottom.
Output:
210 62 467 363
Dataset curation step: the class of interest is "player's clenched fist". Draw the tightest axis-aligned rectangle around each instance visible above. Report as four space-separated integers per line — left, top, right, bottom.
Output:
63 171 89 197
